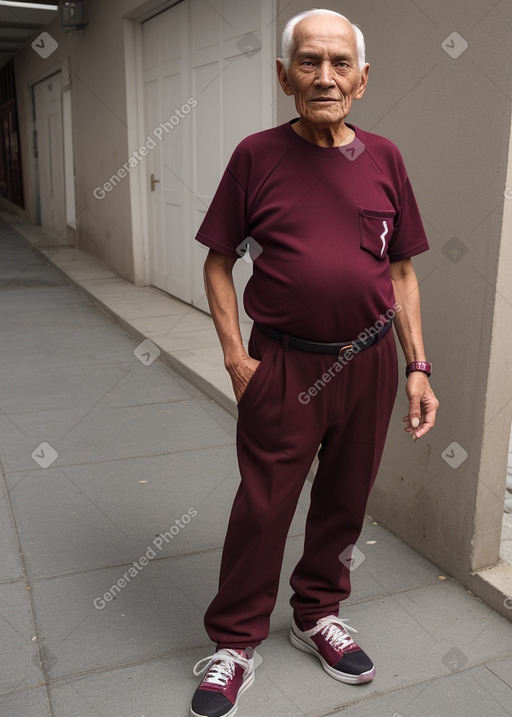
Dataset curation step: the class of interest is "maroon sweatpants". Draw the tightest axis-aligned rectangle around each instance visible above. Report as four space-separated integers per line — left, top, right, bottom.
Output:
204 324 398 649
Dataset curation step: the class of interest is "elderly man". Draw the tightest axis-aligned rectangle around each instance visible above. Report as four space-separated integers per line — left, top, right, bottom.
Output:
189 8 438 717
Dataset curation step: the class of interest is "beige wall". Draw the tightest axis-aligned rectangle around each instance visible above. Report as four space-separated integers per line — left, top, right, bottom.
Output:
276 0 512 604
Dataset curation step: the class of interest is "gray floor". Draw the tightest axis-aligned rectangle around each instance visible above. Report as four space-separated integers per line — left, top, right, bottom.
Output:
1 218 512 717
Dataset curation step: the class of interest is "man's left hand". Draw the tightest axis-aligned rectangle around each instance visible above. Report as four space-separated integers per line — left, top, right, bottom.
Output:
403 373 439 439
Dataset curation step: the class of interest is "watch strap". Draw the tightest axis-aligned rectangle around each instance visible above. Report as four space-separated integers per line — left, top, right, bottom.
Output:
406 361 432 378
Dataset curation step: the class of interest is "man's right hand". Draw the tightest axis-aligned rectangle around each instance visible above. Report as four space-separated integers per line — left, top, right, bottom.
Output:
227 355 261 403
203 249 260 403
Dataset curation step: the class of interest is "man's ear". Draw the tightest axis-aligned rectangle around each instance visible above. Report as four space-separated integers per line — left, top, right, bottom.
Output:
276 58 293 96
354 63 370 100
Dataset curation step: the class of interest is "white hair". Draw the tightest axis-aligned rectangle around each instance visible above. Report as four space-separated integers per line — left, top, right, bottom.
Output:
280 8 366 72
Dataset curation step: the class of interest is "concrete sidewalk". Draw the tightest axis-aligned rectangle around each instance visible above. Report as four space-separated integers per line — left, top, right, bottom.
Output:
1 213 512 717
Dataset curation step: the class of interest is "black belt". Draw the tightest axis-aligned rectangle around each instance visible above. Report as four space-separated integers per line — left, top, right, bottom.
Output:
256 319 392 358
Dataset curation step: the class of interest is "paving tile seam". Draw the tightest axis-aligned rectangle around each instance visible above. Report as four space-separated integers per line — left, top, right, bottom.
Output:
343 579 459 606
309 665 511 717
99 398 210 409
0 681 47 700
0 457 55 712
0 282 68 289
0 576 26 586
125 313 202 322
41 644 214 686
0 261 65 270
25 533 306 583
5 444 237 472
311 686 427 717
1 323 116 332
4 441 237 474
27 548 226 582
1 396 208 416
484 660 512 685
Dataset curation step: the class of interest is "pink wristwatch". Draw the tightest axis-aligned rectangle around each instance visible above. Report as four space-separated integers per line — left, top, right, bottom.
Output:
406 361 432 378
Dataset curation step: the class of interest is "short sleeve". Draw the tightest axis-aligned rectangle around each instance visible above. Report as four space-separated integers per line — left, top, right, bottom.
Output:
195 163 250 258
387 177 430 262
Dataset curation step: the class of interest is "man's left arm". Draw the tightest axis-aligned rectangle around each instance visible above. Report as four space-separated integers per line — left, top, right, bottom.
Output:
389 258 439 439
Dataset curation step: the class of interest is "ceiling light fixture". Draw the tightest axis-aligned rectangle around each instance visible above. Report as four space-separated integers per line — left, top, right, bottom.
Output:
0 1 58 9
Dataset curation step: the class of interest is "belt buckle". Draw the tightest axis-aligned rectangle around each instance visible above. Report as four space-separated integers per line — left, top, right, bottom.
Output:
338 343 354 359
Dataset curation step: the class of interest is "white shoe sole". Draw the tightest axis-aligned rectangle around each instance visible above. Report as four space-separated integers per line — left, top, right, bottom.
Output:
189 670 255 717
290 626 375 684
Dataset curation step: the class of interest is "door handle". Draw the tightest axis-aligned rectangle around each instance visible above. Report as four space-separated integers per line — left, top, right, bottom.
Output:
151 173 160 191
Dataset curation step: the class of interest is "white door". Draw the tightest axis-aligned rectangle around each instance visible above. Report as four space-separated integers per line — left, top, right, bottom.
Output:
142 0 274 312
33 73 66 236
142 1 191 302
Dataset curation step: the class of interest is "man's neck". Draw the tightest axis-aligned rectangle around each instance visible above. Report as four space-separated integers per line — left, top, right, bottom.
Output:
292 119 355 147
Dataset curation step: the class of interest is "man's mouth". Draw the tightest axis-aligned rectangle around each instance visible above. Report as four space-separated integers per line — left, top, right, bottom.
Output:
310 97 338 103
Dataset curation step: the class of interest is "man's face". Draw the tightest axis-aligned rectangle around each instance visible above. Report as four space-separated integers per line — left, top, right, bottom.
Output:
277 15 369 128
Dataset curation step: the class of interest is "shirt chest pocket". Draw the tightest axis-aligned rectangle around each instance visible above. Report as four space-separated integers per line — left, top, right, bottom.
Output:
359 208 396 260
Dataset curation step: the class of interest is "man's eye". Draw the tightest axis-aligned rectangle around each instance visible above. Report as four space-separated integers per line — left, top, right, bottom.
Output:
301 61 315 67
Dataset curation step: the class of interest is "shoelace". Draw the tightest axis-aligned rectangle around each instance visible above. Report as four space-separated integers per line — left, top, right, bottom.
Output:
193 649 252 688
304 616 357 651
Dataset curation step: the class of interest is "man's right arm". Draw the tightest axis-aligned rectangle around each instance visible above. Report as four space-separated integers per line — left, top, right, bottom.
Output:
203 249 260 403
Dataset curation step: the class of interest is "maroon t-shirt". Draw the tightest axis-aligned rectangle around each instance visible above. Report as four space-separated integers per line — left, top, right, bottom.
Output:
196 119 429 341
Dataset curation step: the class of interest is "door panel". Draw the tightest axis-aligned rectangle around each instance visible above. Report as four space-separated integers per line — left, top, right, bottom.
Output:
142 0 273 316
143 1 190 301
33 74 66 236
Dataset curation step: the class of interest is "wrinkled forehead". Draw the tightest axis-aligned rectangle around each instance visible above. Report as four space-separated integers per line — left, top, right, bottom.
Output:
292 16 358 58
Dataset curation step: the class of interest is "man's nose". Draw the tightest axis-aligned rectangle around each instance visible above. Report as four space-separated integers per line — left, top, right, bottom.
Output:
315 62 335 86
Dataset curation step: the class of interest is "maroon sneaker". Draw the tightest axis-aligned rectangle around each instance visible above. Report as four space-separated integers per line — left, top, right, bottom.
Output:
190 648 254 717
290 615 375 684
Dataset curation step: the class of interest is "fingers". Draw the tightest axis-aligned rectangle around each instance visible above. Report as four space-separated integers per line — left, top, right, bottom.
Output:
229 357 261 403
411 417 435 439
403 373 439 440
407 392 422 428
233 371 254 403
403 399 439 440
